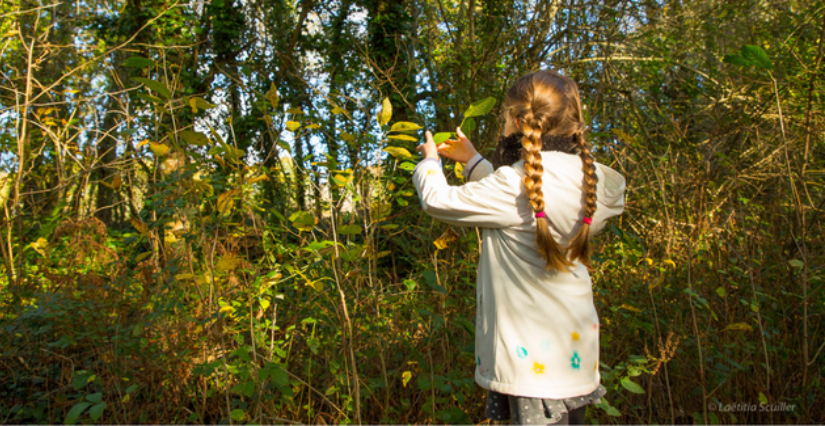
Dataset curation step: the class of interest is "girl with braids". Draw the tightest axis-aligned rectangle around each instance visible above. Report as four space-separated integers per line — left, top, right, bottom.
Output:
412 70 626 425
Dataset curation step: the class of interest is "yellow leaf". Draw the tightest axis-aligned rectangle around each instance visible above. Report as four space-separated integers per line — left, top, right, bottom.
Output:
620 304 643 313
130 217 150 237
383 146 412 159
134 252 152 262
664 259 676 268
340 132 356 143
388 134 418 142
217 191 236 215
247 175 270 185
149 142 170 157
111 175 122 190
189 97 198 113
378 97 392 126
216 253 242 272
456 162 465 181
219 305 235 314
137 139 150 148
387 183 395 191
286 107 304 115
175 273 195 281
306 123 321 130
286 121 301 132
30 237 48 257
376 250 391 259
402 371 412 387
433 227 459 250
724 322 753 331
266 83 280 109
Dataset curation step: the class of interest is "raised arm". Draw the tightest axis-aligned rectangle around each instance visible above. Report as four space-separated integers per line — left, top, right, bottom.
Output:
413 132 524 228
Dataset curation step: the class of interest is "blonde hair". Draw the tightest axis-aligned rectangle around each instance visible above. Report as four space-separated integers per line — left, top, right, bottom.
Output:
502 70 598 272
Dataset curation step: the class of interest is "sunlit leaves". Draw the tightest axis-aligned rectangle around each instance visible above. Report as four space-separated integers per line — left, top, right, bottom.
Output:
378 97 392 126
149 142 170 157
390 121 422 132
188 97 217 113
383 146 412 159
289 211 317 232
433 227 459 250
286 121 301 132
388 134 418 142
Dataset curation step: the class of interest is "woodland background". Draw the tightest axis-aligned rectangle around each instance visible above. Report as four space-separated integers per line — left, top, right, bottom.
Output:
0 0 823 424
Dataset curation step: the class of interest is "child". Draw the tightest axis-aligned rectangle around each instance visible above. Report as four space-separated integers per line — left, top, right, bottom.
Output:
412 70 627 425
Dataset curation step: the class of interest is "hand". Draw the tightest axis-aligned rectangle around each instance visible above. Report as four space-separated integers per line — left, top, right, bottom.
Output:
436 127 479 164
417 131 440 160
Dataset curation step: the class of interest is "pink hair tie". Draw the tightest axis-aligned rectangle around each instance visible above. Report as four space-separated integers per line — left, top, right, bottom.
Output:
535 211 546 219
582 217 593 225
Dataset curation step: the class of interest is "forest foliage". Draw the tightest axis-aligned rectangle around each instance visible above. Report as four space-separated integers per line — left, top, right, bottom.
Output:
0 0 823 424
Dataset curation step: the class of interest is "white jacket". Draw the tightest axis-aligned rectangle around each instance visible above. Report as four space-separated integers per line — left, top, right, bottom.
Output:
412 151 627 398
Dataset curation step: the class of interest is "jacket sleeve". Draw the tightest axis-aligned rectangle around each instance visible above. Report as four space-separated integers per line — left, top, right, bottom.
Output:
412 156 523 228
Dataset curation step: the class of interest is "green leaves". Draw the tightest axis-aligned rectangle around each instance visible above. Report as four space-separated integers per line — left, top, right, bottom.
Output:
723 44 773 70
383 146 413 159
289 211 316 232
432 132 452 145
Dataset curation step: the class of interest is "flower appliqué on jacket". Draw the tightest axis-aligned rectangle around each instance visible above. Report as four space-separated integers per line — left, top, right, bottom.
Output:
571 331 580 341
593 323 598 330
571 352 581 370
532 362 545 375
426 169 436 176
516 346 528 359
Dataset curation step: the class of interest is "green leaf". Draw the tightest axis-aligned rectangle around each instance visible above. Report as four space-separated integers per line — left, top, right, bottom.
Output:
72 374 89 390
788 259 804 269
89 402 106 421
432 132 452 145
180 130 209 146
620 377 645 394
125 384 138 394
123 56 155 68
137 93 164 105
338 224 362 235
230 409 246 421
390 121 422 132
266 364 289 386
461 117 476 133
133 77 172 99
304 240 336 251
740 45 772 69
716 287 726 298
65 402 91 424
86 392 103 404
398 162 416 171
463 96 496 118
723 54 751 67
289 211 316 232
758 392 768 405
378 98 392 126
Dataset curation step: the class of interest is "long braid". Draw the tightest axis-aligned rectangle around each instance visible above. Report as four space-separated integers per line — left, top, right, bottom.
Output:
567 122 599 270
521 117 576 272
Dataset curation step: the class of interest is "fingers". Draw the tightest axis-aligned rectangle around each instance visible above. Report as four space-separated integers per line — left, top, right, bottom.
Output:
456 126 467 140
425 130 434 145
